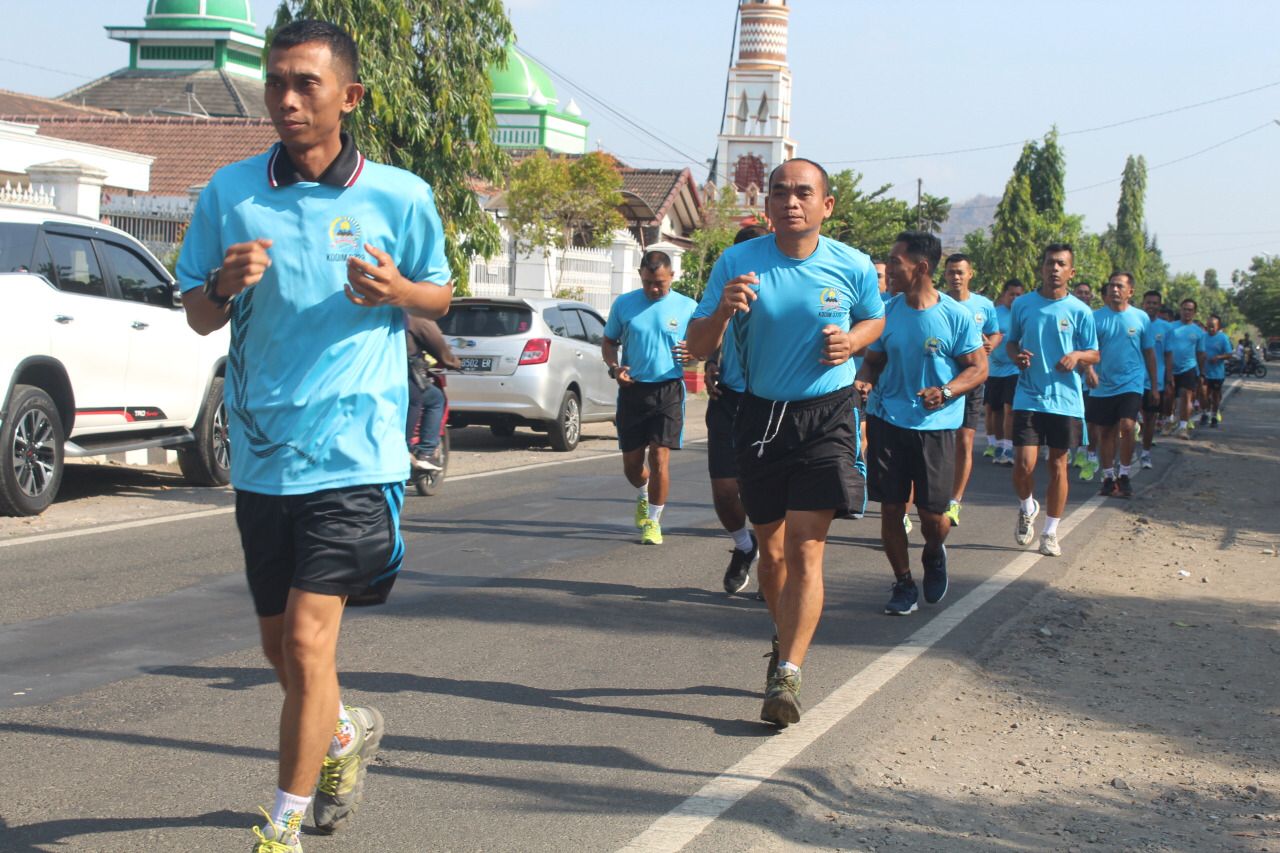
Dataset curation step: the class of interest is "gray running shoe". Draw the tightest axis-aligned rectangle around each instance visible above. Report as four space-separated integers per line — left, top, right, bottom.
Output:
1015 499 1040 546
1039 532 1062 557
313 705 385 834
761 669 802 728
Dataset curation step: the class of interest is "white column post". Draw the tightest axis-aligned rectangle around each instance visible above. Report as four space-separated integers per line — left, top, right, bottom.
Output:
25 159 109 220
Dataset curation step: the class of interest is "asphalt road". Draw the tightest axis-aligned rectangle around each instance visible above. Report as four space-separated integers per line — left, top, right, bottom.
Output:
0 412 1169 851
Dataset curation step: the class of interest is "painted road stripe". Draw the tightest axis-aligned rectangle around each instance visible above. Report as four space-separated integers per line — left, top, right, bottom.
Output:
618 490 1109 853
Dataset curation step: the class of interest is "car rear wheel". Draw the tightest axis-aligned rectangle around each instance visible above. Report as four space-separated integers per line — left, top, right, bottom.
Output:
0 385 65 517
179 377 231 487
546 389 581 452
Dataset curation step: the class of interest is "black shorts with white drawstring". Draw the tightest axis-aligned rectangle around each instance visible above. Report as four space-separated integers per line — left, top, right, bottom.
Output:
733 385 864 526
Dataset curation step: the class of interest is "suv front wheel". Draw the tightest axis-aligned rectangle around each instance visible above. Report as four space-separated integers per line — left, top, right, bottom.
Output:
0 385 65 517
178 376 231 487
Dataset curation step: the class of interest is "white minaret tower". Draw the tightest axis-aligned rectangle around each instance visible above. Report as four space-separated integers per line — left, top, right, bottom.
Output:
712 0 796 209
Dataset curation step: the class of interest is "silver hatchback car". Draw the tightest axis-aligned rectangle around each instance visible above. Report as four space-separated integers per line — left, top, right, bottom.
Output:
438 297 617 451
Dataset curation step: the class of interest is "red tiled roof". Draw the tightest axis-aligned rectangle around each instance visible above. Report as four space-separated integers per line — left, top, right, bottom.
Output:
620 168 702 226
0 89 117 118
9 116 279 196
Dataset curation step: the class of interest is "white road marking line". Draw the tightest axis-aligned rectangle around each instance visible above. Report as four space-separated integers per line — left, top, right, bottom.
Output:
0 439 708 549
618 491 1109 853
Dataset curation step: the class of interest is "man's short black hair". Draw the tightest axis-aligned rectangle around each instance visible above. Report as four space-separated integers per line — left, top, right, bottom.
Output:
1110 271 1135 288
1209 313 1222 324
734 224 770 245
639 250 672 272
1142 289 1163 302
1180 297 1198 309
767 157 830 197
944 253 971 267
1042 242 1074 263
271 19 360 83
894 230 942 273
1159 307 1176 319
1002 278 1025 293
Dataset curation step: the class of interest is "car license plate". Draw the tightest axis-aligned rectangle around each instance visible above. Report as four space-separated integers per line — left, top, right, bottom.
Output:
460 357 493 372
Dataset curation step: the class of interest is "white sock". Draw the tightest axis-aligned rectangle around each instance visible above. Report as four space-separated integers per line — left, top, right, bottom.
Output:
1087 452 1097 463
267 788 311 842
986 435 996 448
330 700 357 758
778 660 800 676
647 503 664 522
637 482 649 501
1020 497 1036 514
1119 464 1131 477
1178 420 1188 429
730 526 753 552
1043 516 1060 536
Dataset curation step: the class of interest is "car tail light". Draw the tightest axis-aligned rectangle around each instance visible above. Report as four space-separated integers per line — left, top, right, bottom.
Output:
519 338 551 365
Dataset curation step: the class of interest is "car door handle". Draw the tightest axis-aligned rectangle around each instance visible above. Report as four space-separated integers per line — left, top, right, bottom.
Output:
131 321 150 330
54 315 74 324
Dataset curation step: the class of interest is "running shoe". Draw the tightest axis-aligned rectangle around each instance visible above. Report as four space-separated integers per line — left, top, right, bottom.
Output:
764 634 779 681
722 533 758 594
983 445 996 459
884 578 919 615
1015 499 1040 546
639 518 663 545
760 669 802 727
943 501 961 528
1199 413 1210 427
1099 476 1117 497
922 546 948 605
1174 425 1191 440
1117 474 1133 498
1210 416 1219 429
253 807 304 853
1215 411 1223 424
634 495 649 529
902 513 913 534
313 705 385 834
1079 459 1098 482
1072 448 1086 468
998 447 1015 466
410 451 442 472
1039 532 1062 557
1140 450 1153 470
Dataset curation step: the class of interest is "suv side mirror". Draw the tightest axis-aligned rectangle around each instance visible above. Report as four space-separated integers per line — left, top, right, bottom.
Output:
171 282 184 310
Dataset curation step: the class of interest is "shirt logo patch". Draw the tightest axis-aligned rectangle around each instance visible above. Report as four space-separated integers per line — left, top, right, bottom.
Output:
924 336 942 355
1127 326 1138 336
818 287 843 318
667 317 680 330
327 216 363 261
974 312 986 325
1059 317 1072 331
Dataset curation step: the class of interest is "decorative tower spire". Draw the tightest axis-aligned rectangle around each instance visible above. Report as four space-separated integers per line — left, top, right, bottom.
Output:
711 0 797 211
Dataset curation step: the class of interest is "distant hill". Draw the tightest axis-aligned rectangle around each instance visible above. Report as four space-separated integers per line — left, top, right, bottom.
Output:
940 194 999 251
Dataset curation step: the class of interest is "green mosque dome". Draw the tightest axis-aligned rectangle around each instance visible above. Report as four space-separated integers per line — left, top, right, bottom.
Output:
144 0 258 37
489 43 560 111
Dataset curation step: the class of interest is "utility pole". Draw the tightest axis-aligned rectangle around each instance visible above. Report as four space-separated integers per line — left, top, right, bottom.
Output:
916 178 923 231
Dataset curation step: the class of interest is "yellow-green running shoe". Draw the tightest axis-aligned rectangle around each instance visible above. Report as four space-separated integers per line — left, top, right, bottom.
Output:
1079 459 1098 482
639 518 663 545
902 513 913 534
635 495 649 529
313 705 385 834
983 444 996 458
252 807 303 853
943 500 961 527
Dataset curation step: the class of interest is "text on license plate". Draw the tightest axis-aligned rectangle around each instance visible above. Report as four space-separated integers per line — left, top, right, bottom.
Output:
460 357 493 371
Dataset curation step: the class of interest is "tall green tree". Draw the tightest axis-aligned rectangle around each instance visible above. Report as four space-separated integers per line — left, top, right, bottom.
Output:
1236 255 1280 337
986 170 1042 288
273 0 513 294
914 193 951 235
676 184 745 300
1029 127 1065 223
1111 155 1148 275
504 151 624 254
822 169 911 260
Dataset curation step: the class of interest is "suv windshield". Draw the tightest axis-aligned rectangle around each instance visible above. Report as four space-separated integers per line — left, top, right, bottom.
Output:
0 223 37 273
437 304 532 337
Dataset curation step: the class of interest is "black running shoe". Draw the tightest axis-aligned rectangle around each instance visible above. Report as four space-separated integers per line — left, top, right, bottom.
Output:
1099 477 1117 497
921 546 948 605
722 533 758 594
1117 474 1133 498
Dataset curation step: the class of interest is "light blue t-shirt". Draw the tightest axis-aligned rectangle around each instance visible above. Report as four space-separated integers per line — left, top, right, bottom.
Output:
697 235 884 402
1148 316 1173 388
1092 305 1154 397
1007 290 1098 417
866 292 983 430
604 289 697 383
951 291 1000 340
176 145 451 495
1168 321 1207 375
988 303 1018 378
1203 331 1232 380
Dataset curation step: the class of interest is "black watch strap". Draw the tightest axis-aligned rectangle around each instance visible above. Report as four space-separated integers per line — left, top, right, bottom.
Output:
204 267 230 308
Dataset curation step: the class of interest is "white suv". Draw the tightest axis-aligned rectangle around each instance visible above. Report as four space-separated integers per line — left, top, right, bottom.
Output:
0 206 231 516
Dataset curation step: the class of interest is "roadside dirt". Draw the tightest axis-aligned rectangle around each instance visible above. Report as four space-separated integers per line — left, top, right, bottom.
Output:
791 376 1280 851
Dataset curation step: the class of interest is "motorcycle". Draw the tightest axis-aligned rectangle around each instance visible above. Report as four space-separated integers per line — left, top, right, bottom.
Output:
409 367 450 496
1225 356 1267 378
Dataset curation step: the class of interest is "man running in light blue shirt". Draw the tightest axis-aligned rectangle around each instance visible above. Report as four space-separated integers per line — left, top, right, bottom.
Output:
1006 243 1099 558
984 278 1025 466
856 232 986 616
1167 298 1207 439
1201 313 1232 427
603 250 697 547
1138 290 1175 468
689 158 885 729
1084 273 1156 498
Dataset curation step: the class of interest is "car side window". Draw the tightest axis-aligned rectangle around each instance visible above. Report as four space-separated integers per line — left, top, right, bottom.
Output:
44 233 106 297
578 310 606 346
101 242 172 307
542 306 568 337
561 308 587 342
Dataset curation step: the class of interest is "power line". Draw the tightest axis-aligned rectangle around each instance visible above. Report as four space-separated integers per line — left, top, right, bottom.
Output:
0 56 96 80
825 78 1280 166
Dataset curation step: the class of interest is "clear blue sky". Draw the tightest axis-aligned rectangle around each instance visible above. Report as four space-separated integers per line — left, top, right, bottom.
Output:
6 1 1278 281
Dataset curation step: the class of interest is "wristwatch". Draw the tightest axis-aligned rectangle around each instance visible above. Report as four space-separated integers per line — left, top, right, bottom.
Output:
608 365 618 379
940 385 954 401
203 266 230 308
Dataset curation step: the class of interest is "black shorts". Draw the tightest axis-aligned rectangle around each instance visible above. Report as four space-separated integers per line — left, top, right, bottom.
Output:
705 386 742 480
616 379 685 452
236 483 405 617
734 386 864 526
959 384 986 430
1205 377 1224 390
1173 369 1199 393
1012 410 1083 451
866 416 955 514
984 374 1018 410
1085 392 1142 427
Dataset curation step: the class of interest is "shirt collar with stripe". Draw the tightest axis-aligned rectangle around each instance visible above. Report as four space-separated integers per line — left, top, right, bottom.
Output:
267 132 365 188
